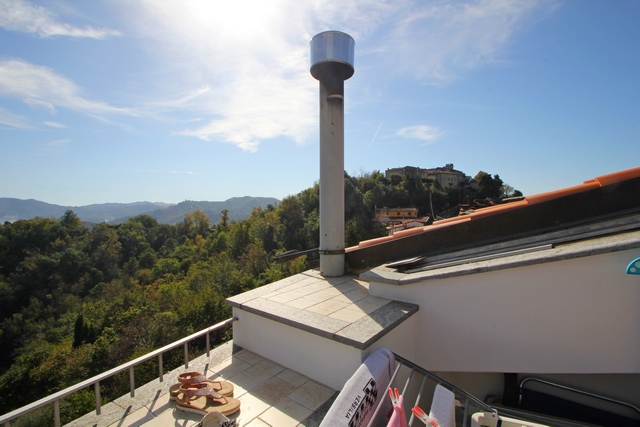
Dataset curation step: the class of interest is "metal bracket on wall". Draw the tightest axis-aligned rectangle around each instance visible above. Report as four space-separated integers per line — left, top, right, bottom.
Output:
320 249 345 255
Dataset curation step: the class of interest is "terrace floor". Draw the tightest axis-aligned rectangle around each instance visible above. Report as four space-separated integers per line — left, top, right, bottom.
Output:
65 342 337 427
63 270 418 427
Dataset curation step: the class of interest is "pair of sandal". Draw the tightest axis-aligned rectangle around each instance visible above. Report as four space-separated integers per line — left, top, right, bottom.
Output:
171 371 241 416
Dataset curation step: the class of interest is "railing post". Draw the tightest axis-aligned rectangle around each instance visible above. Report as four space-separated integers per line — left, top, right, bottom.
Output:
54 399 60 427
206 332 210 357
183 343 189 368
158 353 164 382
129 367 135 397
94 382 101 415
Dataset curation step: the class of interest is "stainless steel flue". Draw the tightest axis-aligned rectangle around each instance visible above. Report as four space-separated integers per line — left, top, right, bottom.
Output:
310 31 355 277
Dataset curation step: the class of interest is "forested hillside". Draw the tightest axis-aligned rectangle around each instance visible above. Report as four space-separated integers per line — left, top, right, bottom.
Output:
0 169 515 425
0 196 278 224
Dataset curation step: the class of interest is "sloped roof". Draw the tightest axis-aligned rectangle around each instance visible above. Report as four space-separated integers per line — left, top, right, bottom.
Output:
345 167 640 272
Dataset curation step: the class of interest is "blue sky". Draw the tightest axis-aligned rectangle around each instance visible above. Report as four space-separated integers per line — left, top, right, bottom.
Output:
0 0 638 206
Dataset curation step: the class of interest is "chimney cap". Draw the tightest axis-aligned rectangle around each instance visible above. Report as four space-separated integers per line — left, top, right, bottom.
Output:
310 31 355 80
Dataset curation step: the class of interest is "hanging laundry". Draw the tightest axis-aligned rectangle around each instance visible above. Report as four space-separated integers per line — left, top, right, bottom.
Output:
429 385 456 427
387 388 407 427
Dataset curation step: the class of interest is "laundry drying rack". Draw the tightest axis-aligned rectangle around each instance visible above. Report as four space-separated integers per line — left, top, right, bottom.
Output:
365 352 498 427
364 353 624 427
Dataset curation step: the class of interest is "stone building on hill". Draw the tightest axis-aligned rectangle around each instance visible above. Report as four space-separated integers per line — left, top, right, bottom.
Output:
385 163 476 190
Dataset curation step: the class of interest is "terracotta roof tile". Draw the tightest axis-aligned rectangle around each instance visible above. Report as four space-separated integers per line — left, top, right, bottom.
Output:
346 167 640 253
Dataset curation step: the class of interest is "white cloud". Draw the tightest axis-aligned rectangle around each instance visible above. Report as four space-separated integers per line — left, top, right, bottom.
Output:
118 0 554 150
0 59 135 120
0 106 30 128
151 86 211 110
379 0 556 84
43 121 66 128
179 71 316 152
397 125 444 142
0 0 120 39
25 98 56 114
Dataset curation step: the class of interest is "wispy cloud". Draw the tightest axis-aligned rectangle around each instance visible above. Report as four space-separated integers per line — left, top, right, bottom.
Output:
0 59 135 121
150 86 211 110
43 121 66 128
380 0 556 84
120 0 554 151
0 0 120 39
0 106 30 129
125 0 318 152
397 125 444 143
42 137 72 153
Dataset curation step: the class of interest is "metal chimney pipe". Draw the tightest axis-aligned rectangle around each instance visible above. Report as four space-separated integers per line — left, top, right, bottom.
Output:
310 31 355 277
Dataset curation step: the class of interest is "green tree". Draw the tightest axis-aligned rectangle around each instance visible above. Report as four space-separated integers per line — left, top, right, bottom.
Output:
474 171 503 200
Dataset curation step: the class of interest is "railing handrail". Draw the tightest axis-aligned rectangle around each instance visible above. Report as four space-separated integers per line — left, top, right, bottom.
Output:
0 317 236 426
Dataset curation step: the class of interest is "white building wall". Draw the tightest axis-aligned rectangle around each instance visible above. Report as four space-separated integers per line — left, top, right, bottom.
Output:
367 249 640 375
232 308 363 390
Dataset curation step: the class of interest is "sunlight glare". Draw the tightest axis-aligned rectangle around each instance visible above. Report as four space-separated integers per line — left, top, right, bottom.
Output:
189 0 280 41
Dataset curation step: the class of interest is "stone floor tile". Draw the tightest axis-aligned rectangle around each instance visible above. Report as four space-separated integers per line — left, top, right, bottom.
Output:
243 417 272 426
304 291 336 302
259 397 312 427
250 376 297 405
107 406 155 427
329 307 367 322
305 304 334 316
139 407 199 427
211 356 252 380
276 368 309 388
146 391 173 416
243 359 285 383
285 297 318 309
236 393 271 426
288 380 336 411
310 299 350 313
234 350 265 366
265 295 290 304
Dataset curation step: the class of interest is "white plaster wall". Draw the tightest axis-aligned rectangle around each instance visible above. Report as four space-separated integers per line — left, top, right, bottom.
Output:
368 249 640 374
365 311 418 364
232 308 363 390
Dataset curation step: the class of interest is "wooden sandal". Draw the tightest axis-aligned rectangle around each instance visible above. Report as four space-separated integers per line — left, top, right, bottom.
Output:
170 371 234 400
175 383 241 416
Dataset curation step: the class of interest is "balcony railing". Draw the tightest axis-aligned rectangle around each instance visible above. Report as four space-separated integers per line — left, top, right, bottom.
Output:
0 317 237 427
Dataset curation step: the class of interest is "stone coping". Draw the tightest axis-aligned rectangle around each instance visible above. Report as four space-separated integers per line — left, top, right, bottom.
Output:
227 270 418 350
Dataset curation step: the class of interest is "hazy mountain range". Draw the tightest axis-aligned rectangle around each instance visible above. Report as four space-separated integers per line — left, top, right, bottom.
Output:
0 197 280 225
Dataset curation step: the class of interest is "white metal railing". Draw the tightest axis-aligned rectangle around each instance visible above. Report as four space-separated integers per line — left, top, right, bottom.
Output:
0 317 236 427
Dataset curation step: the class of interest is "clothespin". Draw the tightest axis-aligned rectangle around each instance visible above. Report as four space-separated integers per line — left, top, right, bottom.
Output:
411 406 439 427
388 387 401 406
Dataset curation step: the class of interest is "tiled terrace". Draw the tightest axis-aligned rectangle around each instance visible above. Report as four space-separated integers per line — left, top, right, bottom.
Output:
64 272 408 427
65 342 337 427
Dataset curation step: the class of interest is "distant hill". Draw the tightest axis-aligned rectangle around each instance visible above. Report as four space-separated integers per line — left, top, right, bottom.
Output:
0 197 279 225
111 197 280 225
